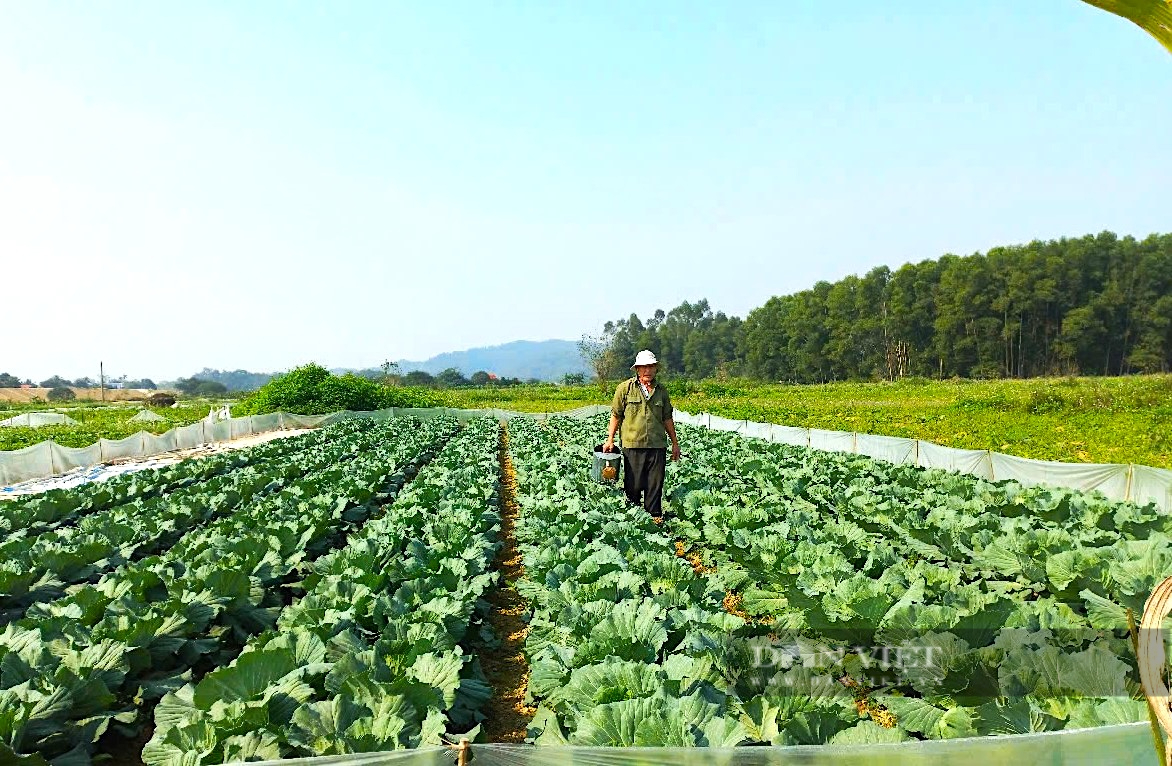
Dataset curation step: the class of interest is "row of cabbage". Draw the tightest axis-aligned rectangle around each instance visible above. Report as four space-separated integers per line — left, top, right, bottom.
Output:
142 417 503 763
508 417 765 746
664 421 1165 741
0 423 390 621
0 429 322 542
0 415 459 765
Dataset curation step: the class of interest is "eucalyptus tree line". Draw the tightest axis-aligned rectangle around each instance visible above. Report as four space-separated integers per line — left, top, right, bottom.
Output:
592 232 1172 382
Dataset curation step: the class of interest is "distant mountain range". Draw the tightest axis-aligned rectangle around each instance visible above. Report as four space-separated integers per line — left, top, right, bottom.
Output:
182 369 275 392
188 339 589 391
390 339 589 381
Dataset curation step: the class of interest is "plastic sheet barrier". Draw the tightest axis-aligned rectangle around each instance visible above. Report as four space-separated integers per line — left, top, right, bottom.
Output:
243 749 453 766
231 724 1153 766
468 724 1155 763
0 411 79 427
673 411 1172 513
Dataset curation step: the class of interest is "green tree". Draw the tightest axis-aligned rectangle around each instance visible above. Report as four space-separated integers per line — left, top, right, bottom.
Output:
597 232 1172 383
194 380 229 396
47 387 75 402
683 312 743 378
742 296 794 380
435 368 469 388
175 377 207 395
578 334 616 385
404 370 435 386
39 376 73 389
380 360 402 386
124 378 157 390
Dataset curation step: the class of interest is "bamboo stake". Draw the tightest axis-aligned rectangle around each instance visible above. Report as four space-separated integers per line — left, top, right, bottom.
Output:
1137 578 1172 766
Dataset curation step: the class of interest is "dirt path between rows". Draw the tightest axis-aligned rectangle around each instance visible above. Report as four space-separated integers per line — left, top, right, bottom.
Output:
478 426 536 742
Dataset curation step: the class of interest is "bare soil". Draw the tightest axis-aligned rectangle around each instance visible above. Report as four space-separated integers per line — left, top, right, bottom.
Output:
0 387 156 403
478 427 537 742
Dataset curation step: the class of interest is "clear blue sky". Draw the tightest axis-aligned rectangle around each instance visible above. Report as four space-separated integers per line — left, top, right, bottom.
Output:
2 1 1168 381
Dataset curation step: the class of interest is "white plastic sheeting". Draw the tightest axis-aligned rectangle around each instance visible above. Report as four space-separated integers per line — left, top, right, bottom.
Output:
129 409 167 422
471 724 1153 763
174 422 207 450
0 412 79 427
1131 464 1172 510
854 433 918 465
916 441 995 480
809 428 855 454
242 750 452 766
232 723 1153 766
100 434 146 461
988 453 1132 499
770 425 812 447
741 421 774 440
673 411 1172 511
0 442 54 484
709 414 749 433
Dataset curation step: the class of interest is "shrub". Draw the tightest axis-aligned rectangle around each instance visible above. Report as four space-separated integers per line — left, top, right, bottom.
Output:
235 363 442 415
1025 389 1066 415
47 387 76 402
698 380 745 398
403 371 435 386
147 393 177 407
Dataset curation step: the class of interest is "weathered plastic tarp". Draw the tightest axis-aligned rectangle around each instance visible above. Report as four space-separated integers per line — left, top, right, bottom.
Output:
854 433 918 465
239 750 451 766
0 411 79 427
917 440 995 480
231 723 1154 766
470 724 1154 763
809 428 855 454
129 409 167 422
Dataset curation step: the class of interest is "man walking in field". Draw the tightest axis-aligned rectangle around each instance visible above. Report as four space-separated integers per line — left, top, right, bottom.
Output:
602 350 682 523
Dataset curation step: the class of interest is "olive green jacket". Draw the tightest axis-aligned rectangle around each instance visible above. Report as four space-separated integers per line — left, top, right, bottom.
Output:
611 377 674 448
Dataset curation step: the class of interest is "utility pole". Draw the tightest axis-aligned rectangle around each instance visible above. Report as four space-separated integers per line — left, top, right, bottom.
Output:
100 361 105 402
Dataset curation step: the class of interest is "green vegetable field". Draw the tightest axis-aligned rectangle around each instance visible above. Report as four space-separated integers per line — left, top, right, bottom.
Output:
447 374 1172 468
1 412 1168 764
0 404 211 452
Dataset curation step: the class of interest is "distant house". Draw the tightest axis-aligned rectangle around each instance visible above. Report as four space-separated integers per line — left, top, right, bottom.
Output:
19 384 32 390
488 373 498 381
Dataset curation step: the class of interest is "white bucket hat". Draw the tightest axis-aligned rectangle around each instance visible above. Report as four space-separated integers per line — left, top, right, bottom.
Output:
631 350 658 369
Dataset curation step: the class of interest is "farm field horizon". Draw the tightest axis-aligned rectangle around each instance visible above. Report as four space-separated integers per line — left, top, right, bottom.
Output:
2 375 1170 470
447 374 1172 469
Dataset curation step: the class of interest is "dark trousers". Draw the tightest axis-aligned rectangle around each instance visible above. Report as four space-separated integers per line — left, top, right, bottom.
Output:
622 447 666 518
